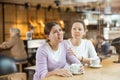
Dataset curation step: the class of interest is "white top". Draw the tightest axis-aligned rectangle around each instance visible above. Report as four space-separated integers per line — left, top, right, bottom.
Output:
64 39 99 60
46 43 61 61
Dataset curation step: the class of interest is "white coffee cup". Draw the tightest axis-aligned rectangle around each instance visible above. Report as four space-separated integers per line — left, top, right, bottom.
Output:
70 63 82 74
90 58 100 66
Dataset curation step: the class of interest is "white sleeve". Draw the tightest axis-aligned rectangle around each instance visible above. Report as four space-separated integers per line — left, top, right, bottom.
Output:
87 40 99 60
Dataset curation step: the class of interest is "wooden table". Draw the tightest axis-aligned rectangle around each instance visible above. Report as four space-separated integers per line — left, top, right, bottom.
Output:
42 55 120 80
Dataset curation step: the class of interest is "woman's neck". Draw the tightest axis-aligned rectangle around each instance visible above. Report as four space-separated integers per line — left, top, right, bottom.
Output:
48 42 59 51
71 38 82 46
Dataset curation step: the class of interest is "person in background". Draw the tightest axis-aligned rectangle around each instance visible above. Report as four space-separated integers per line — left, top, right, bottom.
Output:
33 22 84 80
0 28 27 62
96 35 111 58
64 20 99 65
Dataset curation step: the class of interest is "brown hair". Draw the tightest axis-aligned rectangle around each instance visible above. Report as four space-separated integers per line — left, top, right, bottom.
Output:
96 35 105 40
44 22 60 42
44 22 59 35
71 19 87 31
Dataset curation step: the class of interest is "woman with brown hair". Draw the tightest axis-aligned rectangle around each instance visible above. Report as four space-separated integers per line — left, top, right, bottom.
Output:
64 20 99 65
33 22 84 80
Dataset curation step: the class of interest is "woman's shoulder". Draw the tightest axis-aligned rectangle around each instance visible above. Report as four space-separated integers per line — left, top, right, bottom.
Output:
58 40 70 50
61 39 71 46
36 43 48 56
37 43 48 50
82 39 93 46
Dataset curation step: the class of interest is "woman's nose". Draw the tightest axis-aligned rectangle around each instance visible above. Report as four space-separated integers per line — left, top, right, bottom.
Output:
75 29 79 32
58 31 63 35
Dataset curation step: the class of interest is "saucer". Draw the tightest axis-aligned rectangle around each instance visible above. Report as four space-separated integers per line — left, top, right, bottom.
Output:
90 64 102 68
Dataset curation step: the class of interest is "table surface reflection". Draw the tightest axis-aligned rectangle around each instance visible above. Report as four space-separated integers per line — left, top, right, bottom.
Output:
41 55 120 80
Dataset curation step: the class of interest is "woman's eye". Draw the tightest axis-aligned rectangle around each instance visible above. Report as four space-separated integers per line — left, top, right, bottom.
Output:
54 31 57 34
79 29 81 31
73 28 76 30
59 29 62 31
52 30 57 34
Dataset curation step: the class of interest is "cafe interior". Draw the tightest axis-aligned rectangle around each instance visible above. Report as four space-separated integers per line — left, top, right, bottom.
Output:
0 0 120 80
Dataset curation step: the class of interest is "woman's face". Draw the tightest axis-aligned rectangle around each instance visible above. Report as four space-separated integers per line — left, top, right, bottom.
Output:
48 25 63 43
71 22 85 39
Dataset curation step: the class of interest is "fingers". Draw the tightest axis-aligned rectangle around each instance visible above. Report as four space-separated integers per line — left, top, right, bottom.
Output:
62 72 73 77
56 69 73 77
60 69 73 77
64 69 73 77
67 48 76 56
67 48 73 53
79 66 85 74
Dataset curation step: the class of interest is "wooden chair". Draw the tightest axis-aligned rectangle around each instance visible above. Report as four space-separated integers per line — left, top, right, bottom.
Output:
15 61 28 72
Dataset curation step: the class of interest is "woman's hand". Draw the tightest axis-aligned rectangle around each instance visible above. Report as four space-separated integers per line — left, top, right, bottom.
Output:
54 68 73 77
67 48 76 57
79 66 85 74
